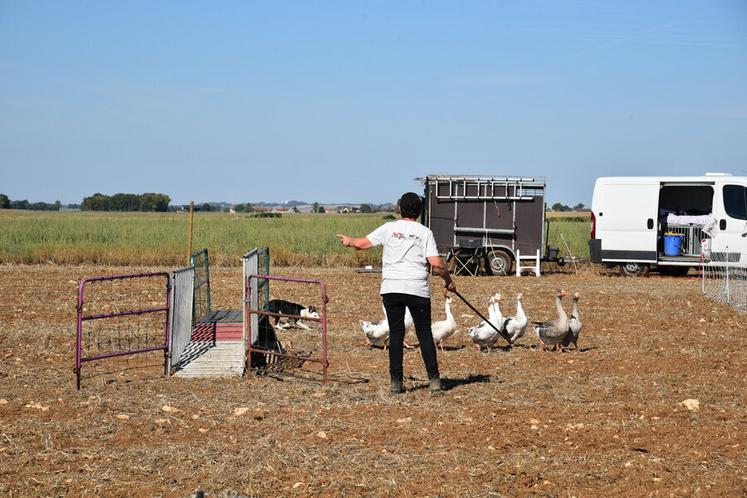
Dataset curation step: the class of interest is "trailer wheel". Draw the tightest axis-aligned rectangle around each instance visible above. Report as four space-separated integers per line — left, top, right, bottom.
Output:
486 250 512 276
619 262 650 277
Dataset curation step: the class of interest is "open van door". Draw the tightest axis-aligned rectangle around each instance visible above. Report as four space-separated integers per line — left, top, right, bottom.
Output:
592 179 659 273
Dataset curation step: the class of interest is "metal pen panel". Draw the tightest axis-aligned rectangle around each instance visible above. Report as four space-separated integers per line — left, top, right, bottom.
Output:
168 266 195 373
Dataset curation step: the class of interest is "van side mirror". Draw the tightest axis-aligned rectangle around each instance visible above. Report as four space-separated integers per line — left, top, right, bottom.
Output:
647 218 654 229
720 219 727 230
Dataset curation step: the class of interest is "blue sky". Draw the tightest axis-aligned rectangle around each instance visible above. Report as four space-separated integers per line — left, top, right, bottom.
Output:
1 0 746 206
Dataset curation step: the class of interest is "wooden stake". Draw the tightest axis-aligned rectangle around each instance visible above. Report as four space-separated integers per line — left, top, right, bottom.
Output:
560 233 578 275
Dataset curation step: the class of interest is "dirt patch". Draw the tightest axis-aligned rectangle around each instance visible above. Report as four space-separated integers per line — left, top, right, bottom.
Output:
0 263 745 496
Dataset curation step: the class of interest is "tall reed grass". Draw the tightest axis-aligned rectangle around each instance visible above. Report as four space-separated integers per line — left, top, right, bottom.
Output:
0 210 590 266
546 218 591 260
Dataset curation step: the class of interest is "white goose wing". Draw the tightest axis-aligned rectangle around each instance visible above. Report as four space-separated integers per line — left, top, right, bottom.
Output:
469 321 498 346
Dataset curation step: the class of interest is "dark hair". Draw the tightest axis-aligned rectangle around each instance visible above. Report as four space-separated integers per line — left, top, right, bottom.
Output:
398 192 422 219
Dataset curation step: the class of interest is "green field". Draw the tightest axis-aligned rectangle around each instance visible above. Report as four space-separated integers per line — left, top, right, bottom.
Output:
0 210 590 267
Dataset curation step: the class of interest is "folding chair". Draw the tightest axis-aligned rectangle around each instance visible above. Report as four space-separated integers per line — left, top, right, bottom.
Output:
448 238 484 276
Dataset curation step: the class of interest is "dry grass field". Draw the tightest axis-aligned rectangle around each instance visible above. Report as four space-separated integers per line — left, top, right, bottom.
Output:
1 263 745 497
0 209 592 266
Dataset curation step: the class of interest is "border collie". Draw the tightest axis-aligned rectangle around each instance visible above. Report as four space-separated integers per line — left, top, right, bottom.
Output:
267 299 319 330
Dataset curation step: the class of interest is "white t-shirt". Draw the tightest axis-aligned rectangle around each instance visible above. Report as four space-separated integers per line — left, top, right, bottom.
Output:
366 219 439 298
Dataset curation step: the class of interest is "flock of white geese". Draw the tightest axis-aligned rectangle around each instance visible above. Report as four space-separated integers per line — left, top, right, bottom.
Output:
360 289 582 352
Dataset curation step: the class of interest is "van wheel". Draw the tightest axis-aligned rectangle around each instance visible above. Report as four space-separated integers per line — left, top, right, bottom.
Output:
486 250 512 276
619 262 650 277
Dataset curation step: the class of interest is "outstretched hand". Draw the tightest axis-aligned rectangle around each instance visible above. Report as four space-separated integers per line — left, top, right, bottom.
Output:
336 233 350 247
336 234 374 250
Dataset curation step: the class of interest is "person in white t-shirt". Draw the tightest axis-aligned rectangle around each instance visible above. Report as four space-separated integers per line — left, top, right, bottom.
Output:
336 192 456 394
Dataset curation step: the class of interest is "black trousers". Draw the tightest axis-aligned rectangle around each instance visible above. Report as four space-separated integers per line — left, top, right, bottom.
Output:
382 293 440 381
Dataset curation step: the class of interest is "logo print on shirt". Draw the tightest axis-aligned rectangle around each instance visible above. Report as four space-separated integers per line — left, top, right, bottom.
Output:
392 232 420 241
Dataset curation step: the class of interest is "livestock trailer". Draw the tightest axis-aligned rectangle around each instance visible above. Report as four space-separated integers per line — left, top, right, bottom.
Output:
590 173 747 276
420 175 558 276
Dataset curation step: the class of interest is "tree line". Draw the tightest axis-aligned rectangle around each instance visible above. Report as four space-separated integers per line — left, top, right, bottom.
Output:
81 193 171 212
0 193 62 211
550 202 587 212
3 193 583 214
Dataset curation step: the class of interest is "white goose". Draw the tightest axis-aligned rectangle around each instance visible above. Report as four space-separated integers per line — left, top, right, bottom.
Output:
487 292 509 349
360 307 415 349
359 318 390 349
432 296 457 351
473 292 502 330
468 294 503 352
503 293 529 346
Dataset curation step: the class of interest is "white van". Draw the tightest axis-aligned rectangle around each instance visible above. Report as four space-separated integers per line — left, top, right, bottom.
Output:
589 173 747 276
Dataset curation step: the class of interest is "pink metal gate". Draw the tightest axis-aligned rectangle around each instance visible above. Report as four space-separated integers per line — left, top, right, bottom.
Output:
245 274 329 381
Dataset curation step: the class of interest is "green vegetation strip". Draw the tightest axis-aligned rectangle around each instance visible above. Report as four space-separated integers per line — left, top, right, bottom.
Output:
0 210 589 266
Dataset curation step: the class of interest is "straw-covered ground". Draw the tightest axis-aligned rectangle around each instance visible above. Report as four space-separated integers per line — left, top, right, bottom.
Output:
0 263 745 497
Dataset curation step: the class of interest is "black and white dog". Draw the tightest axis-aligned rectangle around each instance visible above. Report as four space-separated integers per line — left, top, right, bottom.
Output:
267 299 319 330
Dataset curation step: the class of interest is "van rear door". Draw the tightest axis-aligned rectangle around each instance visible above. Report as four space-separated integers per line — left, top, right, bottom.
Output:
594 179 659 262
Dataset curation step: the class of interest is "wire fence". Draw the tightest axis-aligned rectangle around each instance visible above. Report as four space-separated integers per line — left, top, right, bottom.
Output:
701 250 747 313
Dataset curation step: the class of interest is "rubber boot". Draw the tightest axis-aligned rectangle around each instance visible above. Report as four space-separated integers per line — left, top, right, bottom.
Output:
429 377 443 394
391 378 404 395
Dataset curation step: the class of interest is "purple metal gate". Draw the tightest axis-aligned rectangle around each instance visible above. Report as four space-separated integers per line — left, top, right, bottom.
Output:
75 272 171 389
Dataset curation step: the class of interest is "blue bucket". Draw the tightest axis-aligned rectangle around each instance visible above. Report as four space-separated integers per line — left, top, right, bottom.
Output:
663 234 684 256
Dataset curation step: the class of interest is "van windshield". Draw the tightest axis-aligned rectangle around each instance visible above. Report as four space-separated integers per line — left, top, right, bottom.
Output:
723 184 747 220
